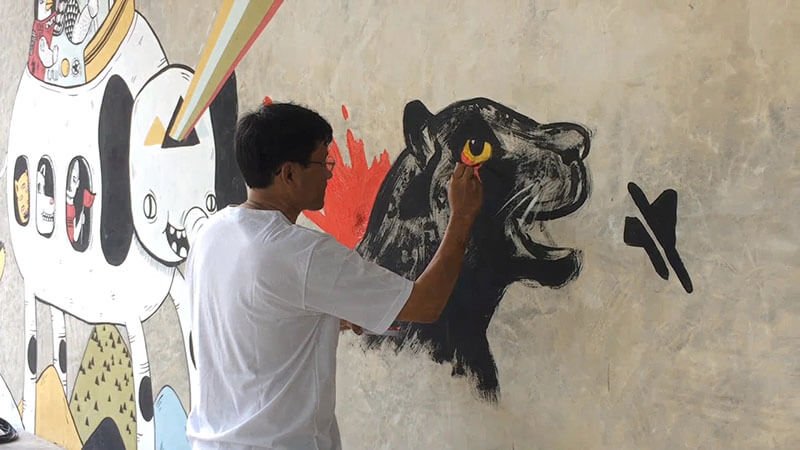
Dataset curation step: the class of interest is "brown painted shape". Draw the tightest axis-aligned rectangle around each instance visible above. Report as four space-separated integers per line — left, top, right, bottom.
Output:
35 365 83 450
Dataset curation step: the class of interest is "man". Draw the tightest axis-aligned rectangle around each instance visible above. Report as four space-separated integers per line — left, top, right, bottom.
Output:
186 102 483 449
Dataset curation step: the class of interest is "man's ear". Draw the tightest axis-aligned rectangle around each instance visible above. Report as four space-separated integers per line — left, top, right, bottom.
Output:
274 163 294 184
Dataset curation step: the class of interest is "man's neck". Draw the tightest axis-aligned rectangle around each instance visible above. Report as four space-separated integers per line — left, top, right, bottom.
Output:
241 189 300 223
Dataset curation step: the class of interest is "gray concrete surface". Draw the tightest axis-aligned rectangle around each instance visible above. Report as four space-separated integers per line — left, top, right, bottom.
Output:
1 432 63 450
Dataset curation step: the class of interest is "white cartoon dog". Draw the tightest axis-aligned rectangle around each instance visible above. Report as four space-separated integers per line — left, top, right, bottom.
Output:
6 1 243 448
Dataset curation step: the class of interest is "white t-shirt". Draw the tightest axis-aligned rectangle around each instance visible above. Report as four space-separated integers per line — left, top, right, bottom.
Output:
185 207 413 450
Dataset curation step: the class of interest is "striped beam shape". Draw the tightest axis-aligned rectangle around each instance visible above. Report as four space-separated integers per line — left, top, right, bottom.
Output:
168 0 284 141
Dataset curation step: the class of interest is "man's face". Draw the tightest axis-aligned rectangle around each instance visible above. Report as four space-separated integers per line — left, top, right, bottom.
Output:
15 172 30 223
300 142 333 211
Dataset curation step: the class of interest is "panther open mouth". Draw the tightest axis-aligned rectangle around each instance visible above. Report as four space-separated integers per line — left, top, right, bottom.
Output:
164 222 189 258
510 217 575 261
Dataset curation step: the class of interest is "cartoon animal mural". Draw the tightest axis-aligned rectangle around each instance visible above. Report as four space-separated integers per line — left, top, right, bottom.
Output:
6 0 248 448
310 99 591 401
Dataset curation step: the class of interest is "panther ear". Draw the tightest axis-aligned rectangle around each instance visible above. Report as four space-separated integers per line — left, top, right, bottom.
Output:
403 100 433 163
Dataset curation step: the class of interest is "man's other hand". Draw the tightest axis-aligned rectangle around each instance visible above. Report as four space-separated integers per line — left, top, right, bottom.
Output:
339 320 363 335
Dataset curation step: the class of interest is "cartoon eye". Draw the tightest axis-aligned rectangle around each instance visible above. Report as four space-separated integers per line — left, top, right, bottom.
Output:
205 193 217 212
143 193 157 220
461 139 492 166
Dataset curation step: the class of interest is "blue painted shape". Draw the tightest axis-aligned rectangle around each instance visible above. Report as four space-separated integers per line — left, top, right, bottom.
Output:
154 386 190 450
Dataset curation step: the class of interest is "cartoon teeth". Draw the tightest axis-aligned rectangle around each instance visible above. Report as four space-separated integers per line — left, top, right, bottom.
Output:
165 223 189 258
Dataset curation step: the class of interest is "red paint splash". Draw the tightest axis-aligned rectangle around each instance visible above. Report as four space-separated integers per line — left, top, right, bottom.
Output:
304 105 391 249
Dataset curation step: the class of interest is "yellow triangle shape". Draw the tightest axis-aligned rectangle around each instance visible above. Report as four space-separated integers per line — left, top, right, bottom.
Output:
144 117 166 146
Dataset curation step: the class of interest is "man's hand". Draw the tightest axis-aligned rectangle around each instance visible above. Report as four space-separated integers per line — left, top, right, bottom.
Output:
339 320 363 335
448 162 483 225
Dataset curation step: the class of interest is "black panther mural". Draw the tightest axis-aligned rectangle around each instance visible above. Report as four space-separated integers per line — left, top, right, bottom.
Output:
360 98 590 401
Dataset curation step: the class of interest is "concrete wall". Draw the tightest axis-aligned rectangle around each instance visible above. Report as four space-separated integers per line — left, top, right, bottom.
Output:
1 1 798 449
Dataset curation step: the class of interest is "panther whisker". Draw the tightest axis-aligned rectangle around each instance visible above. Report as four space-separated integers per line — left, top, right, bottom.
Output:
506 190 538 220
496 183 537 216
522 193 541 224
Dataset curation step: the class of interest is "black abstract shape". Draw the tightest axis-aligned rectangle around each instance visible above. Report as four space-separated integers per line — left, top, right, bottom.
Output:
139 376 154 421
210 72 247 208
27 336 37 374
82 417 125 450
58 340 67 373
360 98 590 400
99 75 134 266
624 182 693 293
162 97 200 149
623 217 668 279
189 331 196 368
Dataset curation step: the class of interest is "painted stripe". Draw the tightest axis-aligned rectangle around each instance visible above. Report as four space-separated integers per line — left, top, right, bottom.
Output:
170 1 251 139
169 0 283 141
170 0 236 131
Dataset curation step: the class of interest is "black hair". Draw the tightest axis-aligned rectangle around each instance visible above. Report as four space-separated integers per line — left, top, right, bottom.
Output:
13 156 29 225
234 102 333 188
67 157 92 250
37 157 54 197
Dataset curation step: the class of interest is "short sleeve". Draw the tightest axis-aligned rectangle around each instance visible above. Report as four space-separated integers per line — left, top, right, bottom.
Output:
303 236 413 334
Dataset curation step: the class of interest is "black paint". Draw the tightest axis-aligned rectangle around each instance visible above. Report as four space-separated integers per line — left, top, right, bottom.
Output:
138 376 154 422
624 216 668 279
58 340 67 373
26 336 36 374
99 75 134 266
624 182 693 293
361 98 590 400
82 417 125 450
162 98 200 148
210 72 247 208
189 331 195 368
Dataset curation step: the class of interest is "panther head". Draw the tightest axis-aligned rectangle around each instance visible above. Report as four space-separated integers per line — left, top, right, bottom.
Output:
359 97 590 399
361 98 589 289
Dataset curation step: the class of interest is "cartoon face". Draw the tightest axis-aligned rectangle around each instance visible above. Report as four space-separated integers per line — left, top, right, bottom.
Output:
64 157 94 250
28 0 118 86
129 67 217 265
36 158 55 236
14 171 30 225
66 160 80 201
36 0 54 20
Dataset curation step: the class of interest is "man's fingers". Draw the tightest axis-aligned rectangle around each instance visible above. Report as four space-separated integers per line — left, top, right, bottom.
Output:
453 162 467 179
340 320 364 335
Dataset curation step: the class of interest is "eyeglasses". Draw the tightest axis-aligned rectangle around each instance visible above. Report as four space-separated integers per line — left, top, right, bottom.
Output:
273 159 336 174
306 159 336 171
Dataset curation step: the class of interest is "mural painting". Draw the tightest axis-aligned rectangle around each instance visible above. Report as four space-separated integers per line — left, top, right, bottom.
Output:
306 99 591 401
624 182 694 293
4 0 283 448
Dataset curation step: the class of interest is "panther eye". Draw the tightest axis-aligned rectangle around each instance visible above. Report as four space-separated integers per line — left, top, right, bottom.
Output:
461 139 492 166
